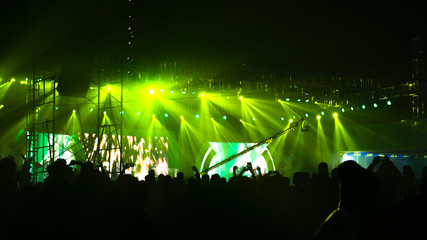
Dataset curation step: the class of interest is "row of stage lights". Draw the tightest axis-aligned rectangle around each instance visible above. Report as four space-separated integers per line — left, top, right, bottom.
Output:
61 100 392 122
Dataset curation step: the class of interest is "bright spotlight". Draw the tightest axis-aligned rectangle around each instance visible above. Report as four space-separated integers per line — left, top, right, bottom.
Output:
321 111 325 115
387 100 391 106
148 89 155 95
285 98 290 101
316 115 321 120
362 105 366 109
223 115 227 120
341 108 345 112
152 114 155 118
107 85 111 91
73 109 76 113
252 117 256 121
200 93 205 97
297 99 301 102
195 114 200 118
239 96 243 100
210 117 214 121
333 112 338 118
164 113 169 118
239 119 243 122
373 103 378 108
180 115 184 119
280 117 285 121
137 112 141 115
289 119 293 123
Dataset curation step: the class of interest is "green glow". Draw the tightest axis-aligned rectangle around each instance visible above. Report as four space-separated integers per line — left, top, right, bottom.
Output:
333 112 338 118
362 105 366 109
285 98 290 101
373 103 377 108
351 107 354 111
289 119 293 123
297 99 301 102
223 115 227 120
321 111 325 115
195 114 200 118
387 100 391 106
305 113 309 117
305 99 310 103
164 113 169 117
280 117 285 121
341 108 345 112
252 117 256 121
316 115 321 120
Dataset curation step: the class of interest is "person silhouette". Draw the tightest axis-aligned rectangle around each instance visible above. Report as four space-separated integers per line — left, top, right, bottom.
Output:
314 160 379 240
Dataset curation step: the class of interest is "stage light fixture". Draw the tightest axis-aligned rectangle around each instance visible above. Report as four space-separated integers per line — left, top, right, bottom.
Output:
90 108 94 112
333 112 338 118
289 119 293 123
280 117 285 121
285 98 290 101
180 115 184 119
362 105 366 109
152 114 155 118
321 111 325 115
55 107 59 110
148 89 155 95
240 96 243 100
223 115 227 120
341 108 345 112
195 114 200 118
103 111 106 115
164 113 169 117
211 117 214 121
200 93 205 97
387 100 391 106
316 115 321 120
297 99 301 102
305 113 309 117
73 109 76 113
373 103 378 108
137 112 141 115
252 117 256 121
305 99 310 103
351 107 354 111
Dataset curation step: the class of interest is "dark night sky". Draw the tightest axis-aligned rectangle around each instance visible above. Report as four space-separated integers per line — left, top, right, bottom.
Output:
1 0 426 81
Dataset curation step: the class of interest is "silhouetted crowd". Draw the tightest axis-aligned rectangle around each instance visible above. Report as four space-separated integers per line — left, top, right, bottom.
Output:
1 156 426 239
